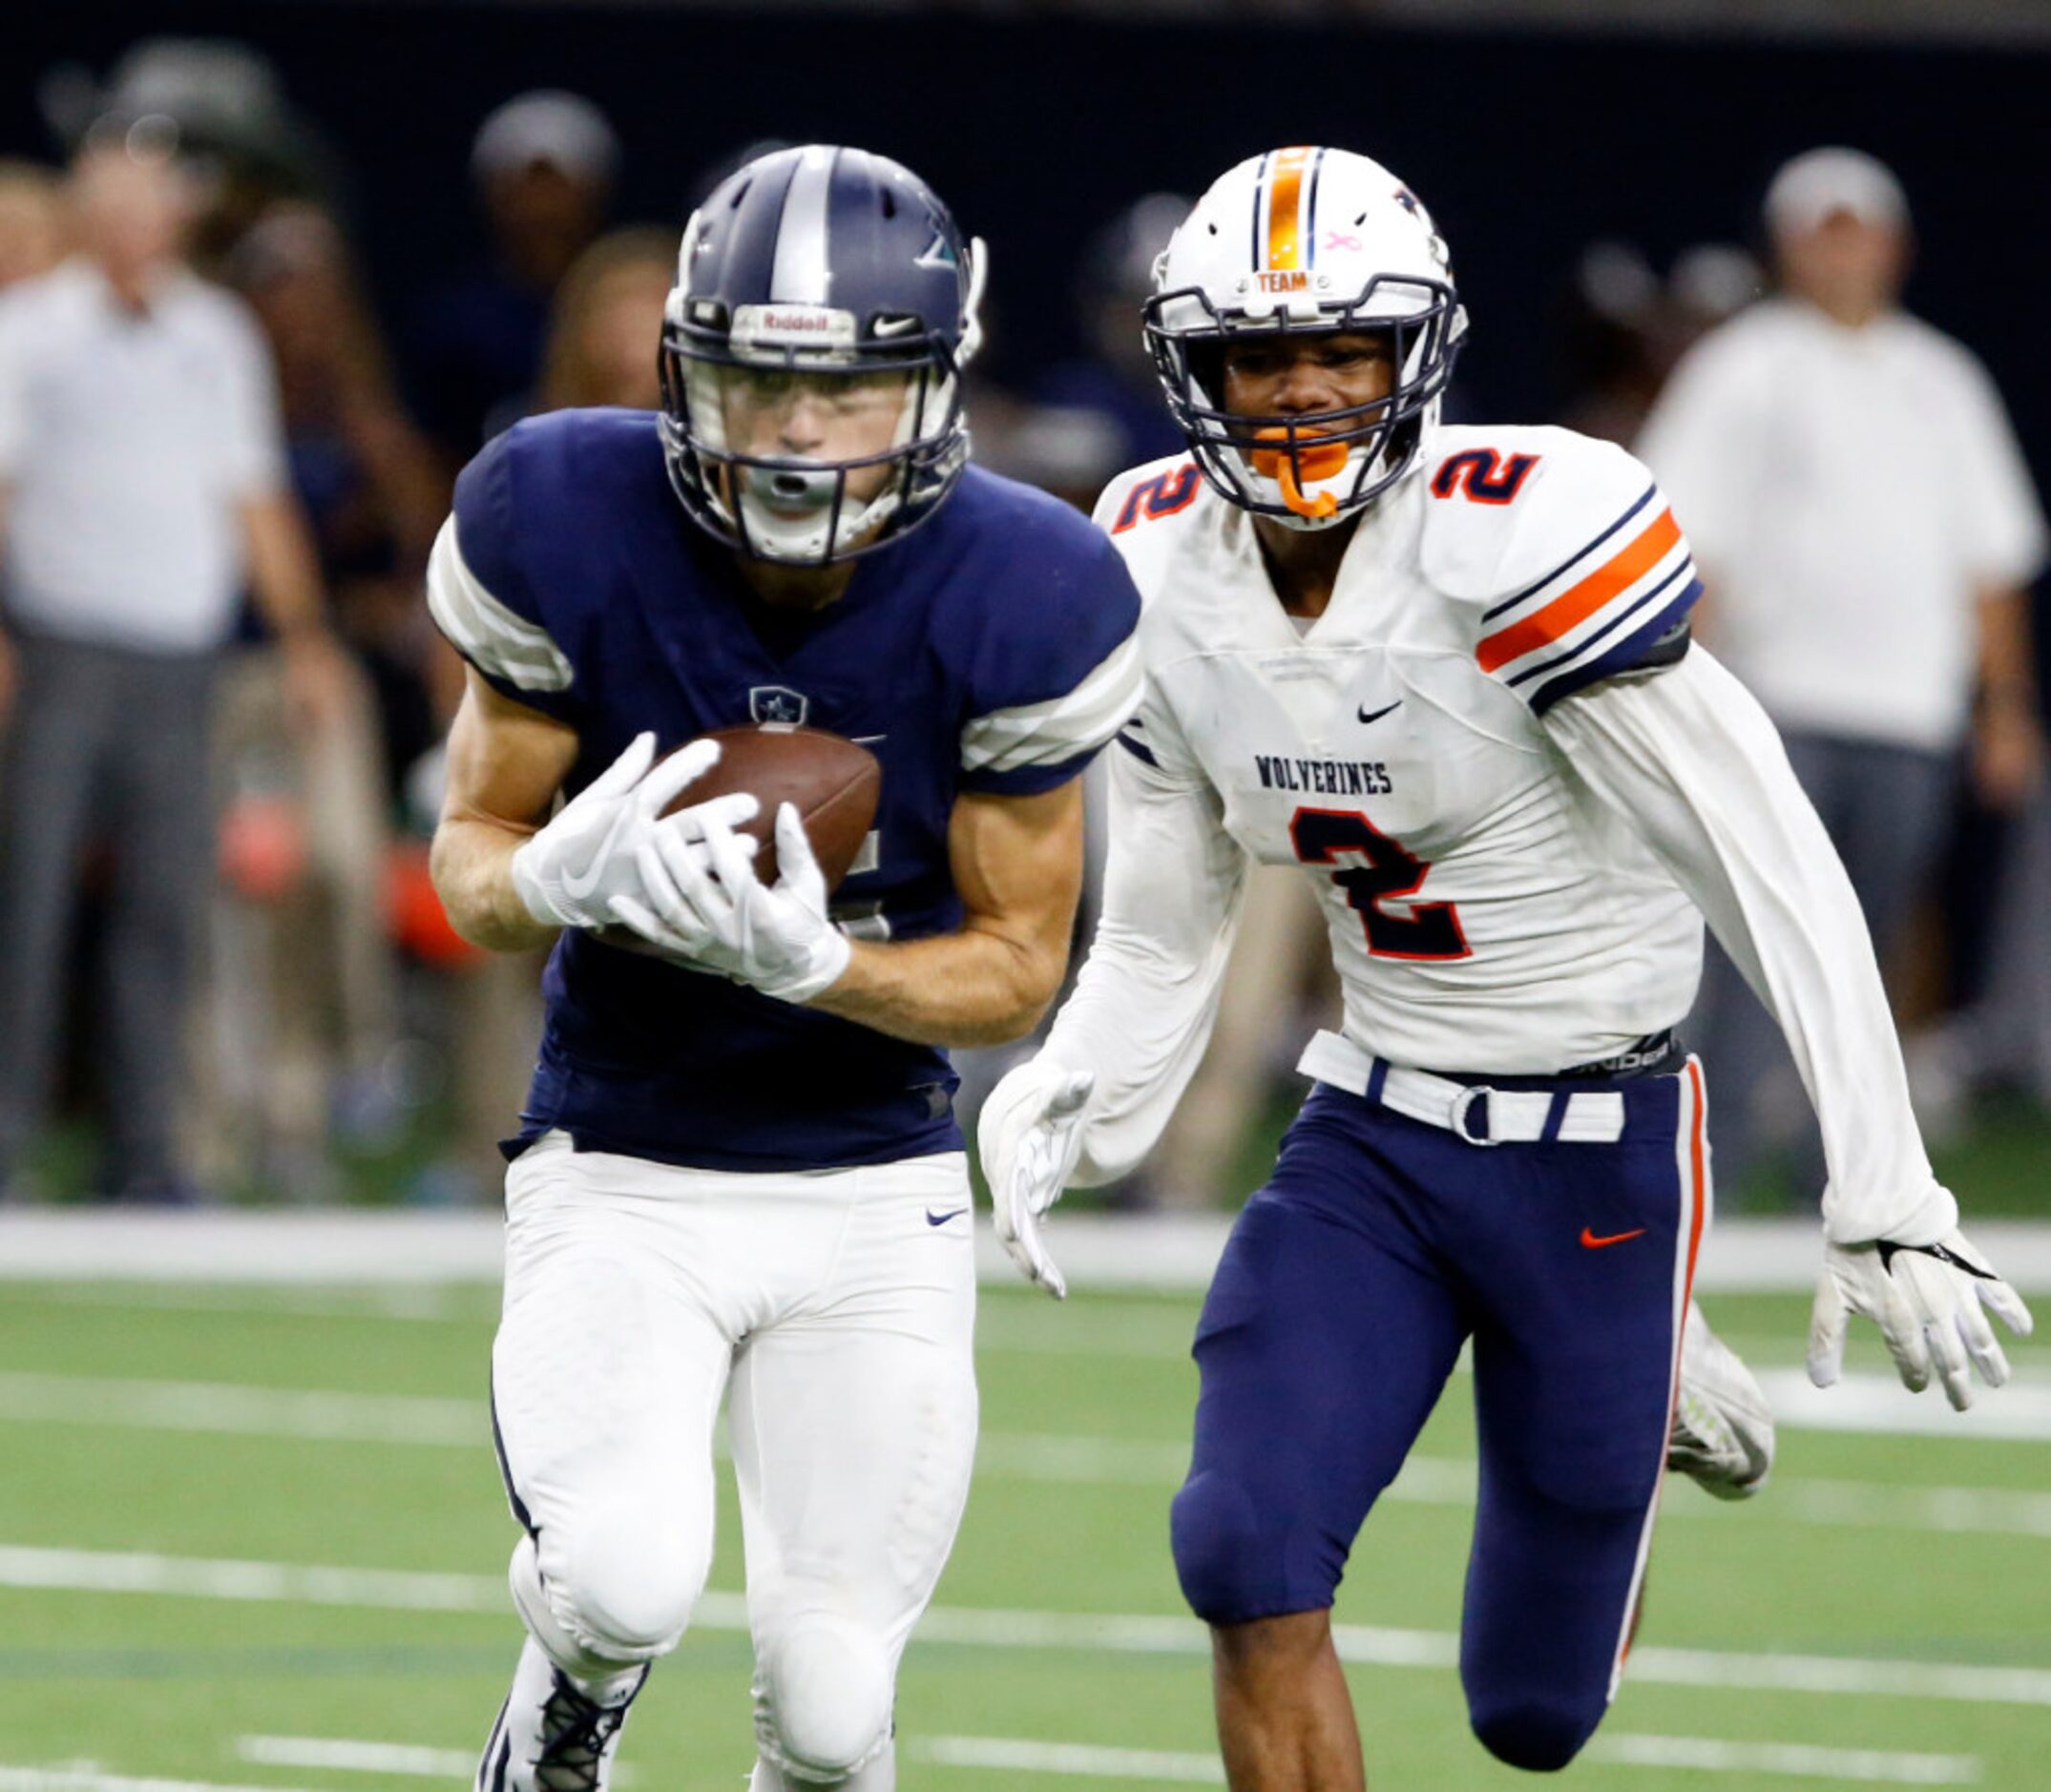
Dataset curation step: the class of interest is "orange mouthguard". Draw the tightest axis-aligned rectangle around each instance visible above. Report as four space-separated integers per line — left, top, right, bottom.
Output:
1249 429 1348 518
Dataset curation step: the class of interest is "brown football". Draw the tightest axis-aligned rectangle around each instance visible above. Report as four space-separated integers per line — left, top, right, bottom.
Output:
669 724 881 891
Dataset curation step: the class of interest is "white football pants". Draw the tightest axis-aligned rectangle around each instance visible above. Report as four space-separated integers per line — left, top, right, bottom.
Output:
491 1131 979 1784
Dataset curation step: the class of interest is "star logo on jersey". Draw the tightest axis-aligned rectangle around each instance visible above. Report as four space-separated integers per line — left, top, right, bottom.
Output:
749 685 810 726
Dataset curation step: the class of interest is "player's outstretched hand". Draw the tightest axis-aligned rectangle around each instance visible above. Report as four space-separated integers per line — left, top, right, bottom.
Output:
618 802 851 1004
510 733 754 933
1810 1228 2034 1411
977 1059 1096 1300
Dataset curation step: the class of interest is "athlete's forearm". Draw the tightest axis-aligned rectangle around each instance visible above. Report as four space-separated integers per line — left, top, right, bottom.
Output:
1546 648 1953 1245
808 924 1065 1049
1039 751 1249 1186
430 813 558 953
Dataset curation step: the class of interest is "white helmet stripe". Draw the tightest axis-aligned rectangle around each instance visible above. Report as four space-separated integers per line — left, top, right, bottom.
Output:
770 144 836 304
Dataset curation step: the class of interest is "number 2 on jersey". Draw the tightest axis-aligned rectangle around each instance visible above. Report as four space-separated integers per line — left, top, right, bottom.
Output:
1289 807 1471 961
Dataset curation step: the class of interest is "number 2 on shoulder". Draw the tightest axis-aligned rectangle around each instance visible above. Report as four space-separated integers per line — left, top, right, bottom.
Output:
1430 448 1538 506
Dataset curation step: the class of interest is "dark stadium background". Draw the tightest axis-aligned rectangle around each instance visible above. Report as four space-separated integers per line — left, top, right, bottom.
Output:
9 4 2047 477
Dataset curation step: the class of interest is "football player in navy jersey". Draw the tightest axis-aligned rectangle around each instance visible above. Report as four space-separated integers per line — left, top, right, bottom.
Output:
427 145 1142 1792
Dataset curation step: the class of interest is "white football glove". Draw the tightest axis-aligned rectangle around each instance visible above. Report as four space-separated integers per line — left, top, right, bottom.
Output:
509 734 757 933
976 1058 1096 1300
615 801 851 1004
1810 1227 2034 1412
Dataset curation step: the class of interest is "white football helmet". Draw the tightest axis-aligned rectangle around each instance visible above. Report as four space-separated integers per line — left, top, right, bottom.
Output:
1145 147 1466 528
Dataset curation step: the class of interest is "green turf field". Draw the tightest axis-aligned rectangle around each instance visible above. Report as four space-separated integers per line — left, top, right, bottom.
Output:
2 1281 2046 1788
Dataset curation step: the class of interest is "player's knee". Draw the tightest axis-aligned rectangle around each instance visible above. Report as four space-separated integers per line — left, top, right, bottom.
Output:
1468 1692 1602 1773
1172 1469 1312 1626
552 1511 708 1662
754 1613 893 1781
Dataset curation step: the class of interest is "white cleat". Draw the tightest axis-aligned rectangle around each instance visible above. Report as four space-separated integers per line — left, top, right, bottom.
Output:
477 1636 646 1792
1667 1300 1775 1500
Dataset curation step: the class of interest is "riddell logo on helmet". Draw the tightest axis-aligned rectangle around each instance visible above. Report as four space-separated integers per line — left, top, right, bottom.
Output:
1256 271 1310 293
760 310 835 331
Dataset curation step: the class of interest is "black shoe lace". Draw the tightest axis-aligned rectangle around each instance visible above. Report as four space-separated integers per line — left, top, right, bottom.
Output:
534 1675 632 1790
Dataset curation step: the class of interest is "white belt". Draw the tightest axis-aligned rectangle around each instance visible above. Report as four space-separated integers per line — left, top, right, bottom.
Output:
1296 1030 1627 1147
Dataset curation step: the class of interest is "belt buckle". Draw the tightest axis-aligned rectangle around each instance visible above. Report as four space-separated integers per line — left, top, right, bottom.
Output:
1448 1084 1501 1147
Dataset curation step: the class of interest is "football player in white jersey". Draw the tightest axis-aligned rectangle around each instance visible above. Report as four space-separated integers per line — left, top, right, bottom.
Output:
978 147 2034 1784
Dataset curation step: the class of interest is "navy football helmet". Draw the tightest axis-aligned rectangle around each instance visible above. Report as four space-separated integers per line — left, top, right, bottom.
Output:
659 145 986 565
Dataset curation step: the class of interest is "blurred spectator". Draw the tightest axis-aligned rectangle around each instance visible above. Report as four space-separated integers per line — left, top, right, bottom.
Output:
194 200 452 1195
1638 146 2048 1203
0 135 349 1202
1663 241 1766 351
405 91 618 467
1554 240 1764 448
425 223 674 1200
1554 240 1664 446
536 226 675 412
39 38 338 272
227 201 449 773
1013 193 1190 502
0 162 64 290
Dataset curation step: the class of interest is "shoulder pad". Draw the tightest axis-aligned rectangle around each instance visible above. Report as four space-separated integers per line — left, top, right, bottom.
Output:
1093 455 1207 539
1419 427 1702 713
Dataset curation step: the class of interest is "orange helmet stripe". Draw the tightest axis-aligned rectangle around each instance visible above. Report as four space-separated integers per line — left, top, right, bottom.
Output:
1265 145 1316 272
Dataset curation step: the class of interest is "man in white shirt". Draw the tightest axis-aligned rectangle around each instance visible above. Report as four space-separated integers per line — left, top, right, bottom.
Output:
0 133 345 1201
1638 147 2047 1198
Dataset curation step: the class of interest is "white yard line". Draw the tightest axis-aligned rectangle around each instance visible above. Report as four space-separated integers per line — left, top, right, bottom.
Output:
234 1736 639 1786
1586 1732 1981 1783
0 1284 483 1323
11 1372 2051 1543
0 1769 320 1792
0 1373 482 1447
9 1213 2050 1294
1757 1369 2051 1442
914 1736 1224 1782
236 1737 476 1778
7 1543 2051 1710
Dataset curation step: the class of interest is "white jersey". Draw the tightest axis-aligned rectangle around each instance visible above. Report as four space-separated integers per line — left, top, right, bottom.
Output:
1044 424 1957 1246
1099 423 1702 1075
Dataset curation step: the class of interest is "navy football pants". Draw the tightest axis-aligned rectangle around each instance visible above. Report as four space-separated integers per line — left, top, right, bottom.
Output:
1170 1061 1708 1773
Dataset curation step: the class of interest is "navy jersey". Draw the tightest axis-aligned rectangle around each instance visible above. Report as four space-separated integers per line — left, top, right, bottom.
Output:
427 408 1142 1172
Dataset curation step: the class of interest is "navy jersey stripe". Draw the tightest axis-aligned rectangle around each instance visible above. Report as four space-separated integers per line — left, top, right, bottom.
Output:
1305 147 1327 269
1528 580 1704 713
1480 483 1658 623
1505 558 1697 689
1249 149 1272 271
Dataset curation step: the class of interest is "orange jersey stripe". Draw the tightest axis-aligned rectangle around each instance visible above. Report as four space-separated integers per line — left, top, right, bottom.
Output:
1266 146 1314 271
1476 507 1683 674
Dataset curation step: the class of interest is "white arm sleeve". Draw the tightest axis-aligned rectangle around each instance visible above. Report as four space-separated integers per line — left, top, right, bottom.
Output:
1545 647 1955 1246
1040 740 1250 1186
